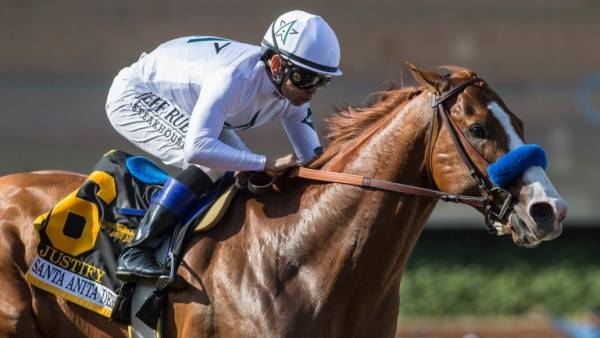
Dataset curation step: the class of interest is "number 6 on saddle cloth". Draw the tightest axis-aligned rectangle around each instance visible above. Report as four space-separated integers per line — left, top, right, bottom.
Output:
25 150 235 322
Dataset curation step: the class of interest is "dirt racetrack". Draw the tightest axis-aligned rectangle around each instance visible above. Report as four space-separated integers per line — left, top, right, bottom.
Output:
396 316 569 338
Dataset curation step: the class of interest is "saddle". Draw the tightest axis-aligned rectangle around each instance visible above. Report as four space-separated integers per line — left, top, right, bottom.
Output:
26 150 238 327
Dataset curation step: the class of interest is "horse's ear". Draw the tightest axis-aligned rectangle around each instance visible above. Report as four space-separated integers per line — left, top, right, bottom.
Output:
405 61 450 95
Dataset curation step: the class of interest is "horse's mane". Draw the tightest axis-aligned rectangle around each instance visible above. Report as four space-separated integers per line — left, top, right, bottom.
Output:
308 65 477 171
309 85 421 170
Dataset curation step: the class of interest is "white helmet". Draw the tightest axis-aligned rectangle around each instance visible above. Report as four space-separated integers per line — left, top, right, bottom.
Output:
261 10 342 76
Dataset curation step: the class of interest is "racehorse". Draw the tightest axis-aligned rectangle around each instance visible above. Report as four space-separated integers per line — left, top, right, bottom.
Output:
0 64 567 337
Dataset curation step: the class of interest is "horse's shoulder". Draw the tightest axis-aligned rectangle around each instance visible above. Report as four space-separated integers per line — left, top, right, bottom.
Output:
0 171 85 219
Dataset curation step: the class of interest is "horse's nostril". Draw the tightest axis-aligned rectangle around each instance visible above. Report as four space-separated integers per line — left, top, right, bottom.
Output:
529 202 555 225
555 200 568 223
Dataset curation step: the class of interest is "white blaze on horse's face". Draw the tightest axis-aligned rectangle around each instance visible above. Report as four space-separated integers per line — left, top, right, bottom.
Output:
488 102 567 246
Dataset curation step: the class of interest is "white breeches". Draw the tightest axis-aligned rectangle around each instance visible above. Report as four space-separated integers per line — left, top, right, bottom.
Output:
105 76 250 182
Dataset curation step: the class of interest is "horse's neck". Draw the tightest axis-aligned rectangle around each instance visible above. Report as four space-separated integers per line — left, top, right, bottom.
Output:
297 92 437 305
330 93 432 181
178 93 438 330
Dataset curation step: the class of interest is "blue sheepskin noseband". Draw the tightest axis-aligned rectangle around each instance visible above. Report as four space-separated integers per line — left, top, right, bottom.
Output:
487 144 547 187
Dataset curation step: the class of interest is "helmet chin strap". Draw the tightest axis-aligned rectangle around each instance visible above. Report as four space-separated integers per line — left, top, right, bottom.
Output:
267 60 285 96
264 57 285 98
270 21 287 90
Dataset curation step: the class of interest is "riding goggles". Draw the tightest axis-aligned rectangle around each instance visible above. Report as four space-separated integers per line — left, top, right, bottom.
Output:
286 64 332 89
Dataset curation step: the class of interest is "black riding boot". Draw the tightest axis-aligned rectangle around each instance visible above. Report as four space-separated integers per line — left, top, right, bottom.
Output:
116 166 213 281
115 203 179 281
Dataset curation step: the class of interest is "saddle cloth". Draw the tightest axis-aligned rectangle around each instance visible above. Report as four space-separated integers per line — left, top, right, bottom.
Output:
26 150 237 318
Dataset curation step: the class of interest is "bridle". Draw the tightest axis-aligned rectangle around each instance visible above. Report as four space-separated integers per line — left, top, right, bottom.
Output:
245 77 515 234
426 77 513 233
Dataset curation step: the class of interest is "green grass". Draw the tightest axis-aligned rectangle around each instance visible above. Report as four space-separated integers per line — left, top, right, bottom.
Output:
398 227 600 316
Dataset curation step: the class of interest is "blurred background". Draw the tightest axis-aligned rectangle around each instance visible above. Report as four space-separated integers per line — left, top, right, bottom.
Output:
2 1 599 336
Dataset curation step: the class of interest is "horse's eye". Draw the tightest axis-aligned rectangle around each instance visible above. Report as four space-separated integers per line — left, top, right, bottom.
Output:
469 124 487 139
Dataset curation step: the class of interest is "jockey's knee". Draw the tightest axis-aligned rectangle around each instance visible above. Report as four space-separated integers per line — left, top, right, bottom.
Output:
182 165 223 185
175 166 216 195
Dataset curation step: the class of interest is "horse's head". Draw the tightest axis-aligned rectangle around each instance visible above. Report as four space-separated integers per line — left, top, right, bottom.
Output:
407 62 567 247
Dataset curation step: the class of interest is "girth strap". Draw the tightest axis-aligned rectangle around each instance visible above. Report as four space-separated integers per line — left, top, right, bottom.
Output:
291 167 488 208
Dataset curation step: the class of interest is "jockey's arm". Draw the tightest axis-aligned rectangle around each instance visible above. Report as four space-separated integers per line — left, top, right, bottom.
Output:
282 107 322 165
184 70 267 171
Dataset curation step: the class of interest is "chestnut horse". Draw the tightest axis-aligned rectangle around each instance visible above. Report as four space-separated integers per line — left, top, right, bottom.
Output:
0 64 567 337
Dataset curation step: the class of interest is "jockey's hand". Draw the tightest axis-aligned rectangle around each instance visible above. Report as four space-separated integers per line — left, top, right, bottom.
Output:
265 154 301 174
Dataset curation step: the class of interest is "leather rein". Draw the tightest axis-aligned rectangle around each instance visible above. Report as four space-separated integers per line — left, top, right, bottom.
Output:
289 77 513 234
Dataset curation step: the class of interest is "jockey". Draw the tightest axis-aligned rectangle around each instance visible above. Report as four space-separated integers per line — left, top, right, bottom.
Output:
105 10 342 281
